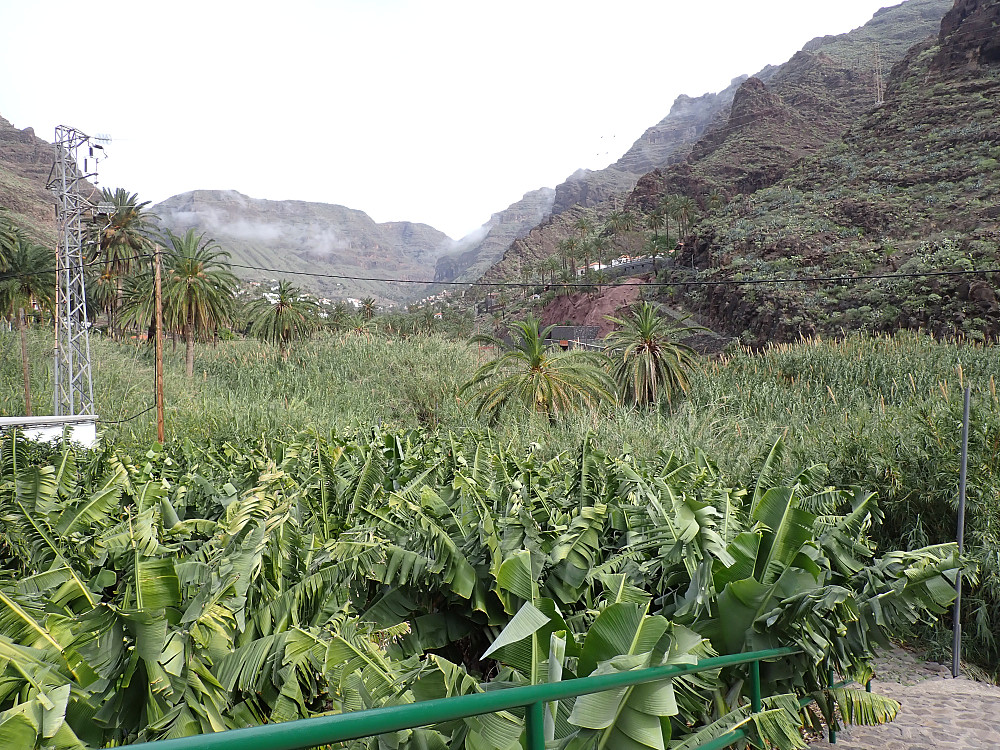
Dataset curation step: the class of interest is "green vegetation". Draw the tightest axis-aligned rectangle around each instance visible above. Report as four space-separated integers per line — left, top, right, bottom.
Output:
3 325 998 681
2 261 999 750
92 188 156 337
461 316 615 422
160 229 239 378
3 28 1000 738
0 426 959 747
245 280 320 359
604 302 701 407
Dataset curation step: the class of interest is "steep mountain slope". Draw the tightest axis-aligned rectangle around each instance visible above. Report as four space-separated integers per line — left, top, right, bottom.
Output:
487 0 952 285
435 76 748 284
662 0 1000 343
548 75 750 216
154 190 452 304
0 115 58 243
433 187 554 284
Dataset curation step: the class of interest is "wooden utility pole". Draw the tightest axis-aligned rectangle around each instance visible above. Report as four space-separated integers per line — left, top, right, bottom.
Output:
154 247 165 443
19 308 32 416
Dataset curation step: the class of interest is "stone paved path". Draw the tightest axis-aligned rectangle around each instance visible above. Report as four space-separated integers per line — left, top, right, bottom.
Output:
810 648 1000 749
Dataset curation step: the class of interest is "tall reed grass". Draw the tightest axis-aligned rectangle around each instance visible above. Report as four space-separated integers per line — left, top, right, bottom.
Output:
2 327 998 672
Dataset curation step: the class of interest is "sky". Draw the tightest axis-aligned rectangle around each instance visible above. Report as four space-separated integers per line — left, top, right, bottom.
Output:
0 0 905 240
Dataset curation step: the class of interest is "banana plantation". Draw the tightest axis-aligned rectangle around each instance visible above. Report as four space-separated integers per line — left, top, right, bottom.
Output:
0 428 961 748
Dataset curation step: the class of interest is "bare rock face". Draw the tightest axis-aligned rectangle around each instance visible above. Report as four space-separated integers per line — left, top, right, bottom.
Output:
445 78 750 283
433 187 555 283
548 76 749 217
495 0 953 284
549 167 638 217
0 114 59 242
933 0 1000 72
154 190 452 304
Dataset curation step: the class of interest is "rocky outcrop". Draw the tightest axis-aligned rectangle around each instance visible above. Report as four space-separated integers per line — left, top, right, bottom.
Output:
432 187 555 284
665 0 1000 345
549 168 637 217
496 0 953 281
932 0 1000 72
0 115 59 242
154 190 452 304
450 76 753 281
548 76 749 217
613 76 750 177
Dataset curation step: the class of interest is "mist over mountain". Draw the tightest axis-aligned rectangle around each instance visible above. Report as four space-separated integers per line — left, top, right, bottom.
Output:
152 190 453 304
491 0 999 346
484 0 955 290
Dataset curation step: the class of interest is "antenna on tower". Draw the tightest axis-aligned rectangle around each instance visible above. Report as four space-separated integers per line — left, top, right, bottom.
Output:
46 126 108 417
874 42 885 107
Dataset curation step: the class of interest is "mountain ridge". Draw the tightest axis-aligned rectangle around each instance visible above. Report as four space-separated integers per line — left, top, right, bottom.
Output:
482 0 954 287
153 189 453 304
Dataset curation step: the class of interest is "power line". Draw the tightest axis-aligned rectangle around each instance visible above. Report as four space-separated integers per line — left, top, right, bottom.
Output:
98 404 156 425
226 258 1000 289
0 248 996 292
0 252 150 283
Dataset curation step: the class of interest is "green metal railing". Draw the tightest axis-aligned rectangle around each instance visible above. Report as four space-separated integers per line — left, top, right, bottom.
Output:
125 646 827 750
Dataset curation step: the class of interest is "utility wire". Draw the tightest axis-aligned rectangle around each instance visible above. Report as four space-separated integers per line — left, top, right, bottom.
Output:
225 259 1000 289
0 252 151 282
1 249 997 290
98 404 156 425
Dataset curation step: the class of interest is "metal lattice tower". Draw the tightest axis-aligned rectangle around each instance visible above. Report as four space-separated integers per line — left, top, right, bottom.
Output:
874 42 885 106
47 126 105 416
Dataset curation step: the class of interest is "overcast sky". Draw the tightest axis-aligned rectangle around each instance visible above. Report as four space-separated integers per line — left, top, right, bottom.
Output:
0 0 904 239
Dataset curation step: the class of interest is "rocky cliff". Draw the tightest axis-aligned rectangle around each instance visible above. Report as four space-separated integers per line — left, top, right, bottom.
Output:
433 187 555 284
154 190 453 304
0 115 59 243
667 0 1000 343
547 75 751 217
495 0 953 284
440 76 750 283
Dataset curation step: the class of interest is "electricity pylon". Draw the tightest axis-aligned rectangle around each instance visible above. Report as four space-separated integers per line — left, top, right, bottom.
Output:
874 42 885 106
46 126 110 416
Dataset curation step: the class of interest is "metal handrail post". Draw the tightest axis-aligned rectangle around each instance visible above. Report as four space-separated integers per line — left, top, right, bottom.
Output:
525 701 545 750
828 666 837 744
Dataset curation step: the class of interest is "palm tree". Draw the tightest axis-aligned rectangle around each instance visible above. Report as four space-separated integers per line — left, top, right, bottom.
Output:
556 268 575 296
603 301 702 408
573 215 594 241
706 188 726 212
329 301 350 328
541 256 560 285
0 234 55 415
518 261 533 299
644 209 665 242
0 234 55 318
161 229 237 378
558 237 578 273
589 235 611 272
360 297 377 320
246 280 320 359
460 315 614 422
658 195 676 243
604 210 637 250
644 233 673 273
675 196 698 238
93 188 156 335
117 271 155 340
342 312 375 339
0 213 20 273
